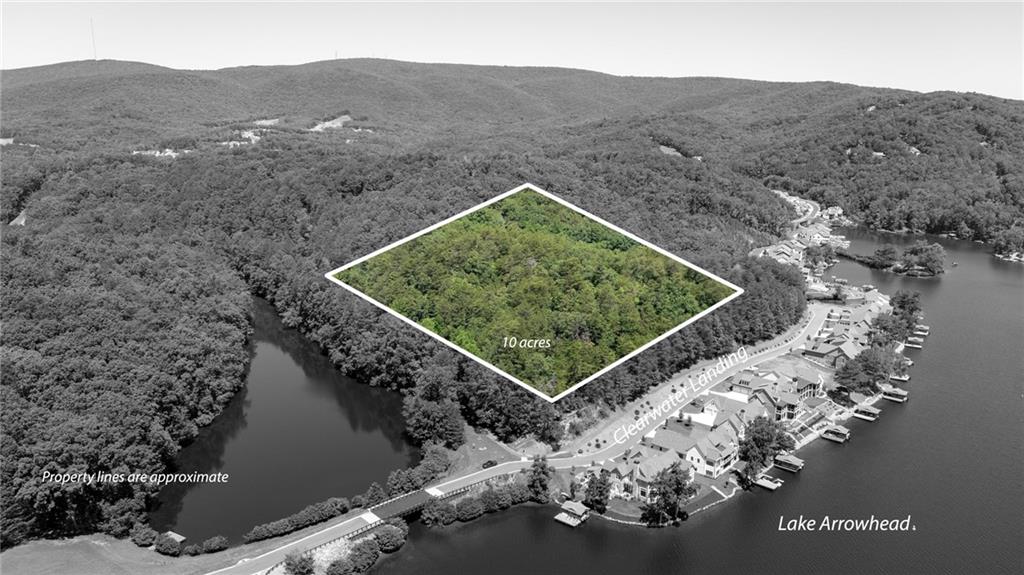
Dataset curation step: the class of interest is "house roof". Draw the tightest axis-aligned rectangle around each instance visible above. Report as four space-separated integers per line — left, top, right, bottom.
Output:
646 428 698 456
777 392 801 406
636 450 686 483
838 341 863 358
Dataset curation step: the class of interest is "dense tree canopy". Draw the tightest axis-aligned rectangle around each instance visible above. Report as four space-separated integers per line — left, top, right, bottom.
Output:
8 59 1012 548
337 188 735 395
640 462 696 527
738 417 796 483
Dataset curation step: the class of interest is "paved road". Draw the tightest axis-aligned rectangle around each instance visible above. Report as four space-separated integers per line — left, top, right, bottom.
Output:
204 302 829 575
205 194 831 575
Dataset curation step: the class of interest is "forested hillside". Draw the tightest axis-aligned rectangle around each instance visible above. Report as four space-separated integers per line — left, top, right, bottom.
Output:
336 188 737 396
1 58 1020 548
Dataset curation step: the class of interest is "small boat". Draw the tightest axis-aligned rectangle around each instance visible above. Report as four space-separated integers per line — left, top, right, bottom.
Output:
889 373 910 382
952 261 959 266
905 342 923 349
823 425 851 443
755 475 784 491
853 404 882 421
902 358 915 366
908 336 925 344
774 454 806 473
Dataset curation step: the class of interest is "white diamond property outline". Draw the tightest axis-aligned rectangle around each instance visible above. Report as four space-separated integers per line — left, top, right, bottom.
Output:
324 183 745 402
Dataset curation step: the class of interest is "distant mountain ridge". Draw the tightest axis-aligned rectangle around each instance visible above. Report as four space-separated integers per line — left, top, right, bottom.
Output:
2 58 1022 247
1 58 890 147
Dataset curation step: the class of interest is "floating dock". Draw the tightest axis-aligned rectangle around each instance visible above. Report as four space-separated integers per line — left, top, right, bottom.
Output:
774 454 806 473
853 404 882 421
755 475 785 491
554 500 591 527
880 384 910 403
823 425 851 443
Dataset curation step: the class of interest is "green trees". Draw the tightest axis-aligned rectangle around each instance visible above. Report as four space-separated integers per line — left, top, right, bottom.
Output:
805 244 836 266
582 470 612 514
348 538 381 572
129 524 158 547
835 347 897 394
898 241 946 275
374 524 406 553
243 497 352 543
526 456 555 503
336 189 735 395
873 245 898 267
639 462 696 527
421 499 457 526
738 417 796 484
455 497 485 522
325 558 355 575
401 395 465 448
153 534 182 557
202 535 229 553
324 537 380 574
363 483 387 507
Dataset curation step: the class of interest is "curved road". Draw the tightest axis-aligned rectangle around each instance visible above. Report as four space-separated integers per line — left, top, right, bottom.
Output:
205 301 829 575
206 193 828 575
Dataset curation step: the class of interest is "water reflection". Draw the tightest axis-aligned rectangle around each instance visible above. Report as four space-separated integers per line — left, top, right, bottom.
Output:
150 299 416 543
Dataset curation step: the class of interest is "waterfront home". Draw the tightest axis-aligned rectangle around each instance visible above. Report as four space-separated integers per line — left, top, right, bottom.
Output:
803 337 864 369
643 426 739 479
718 369 817 423
610 447 692 502
676 395 764 438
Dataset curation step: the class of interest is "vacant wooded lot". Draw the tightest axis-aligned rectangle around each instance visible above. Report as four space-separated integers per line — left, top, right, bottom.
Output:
334 187 737 397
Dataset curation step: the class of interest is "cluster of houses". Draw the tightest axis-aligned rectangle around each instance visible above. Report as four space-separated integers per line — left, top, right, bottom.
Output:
585 293 892 506
751 193 853 295
572 195 899 508
594 358 836 503
804 292 890 369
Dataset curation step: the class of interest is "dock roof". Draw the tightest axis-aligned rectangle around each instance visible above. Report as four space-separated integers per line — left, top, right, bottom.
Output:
561 500 590 515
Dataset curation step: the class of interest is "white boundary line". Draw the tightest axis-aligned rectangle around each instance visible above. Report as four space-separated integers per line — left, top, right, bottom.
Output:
323 183 744 403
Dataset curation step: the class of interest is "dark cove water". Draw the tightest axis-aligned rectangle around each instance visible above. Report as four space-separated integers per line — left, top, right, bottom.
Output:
149 298 417 544
377 229 1024 575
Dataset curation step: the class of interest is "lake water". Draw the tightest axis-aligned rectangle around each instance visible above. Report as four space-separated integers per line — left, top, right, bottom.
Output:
376 229 1024 575
149 298 417 544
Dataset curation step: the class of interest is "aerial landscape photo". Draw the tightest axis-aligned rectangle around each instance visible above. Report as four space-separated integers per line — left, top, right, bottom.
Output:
331 184 740 399
1 2 1021 575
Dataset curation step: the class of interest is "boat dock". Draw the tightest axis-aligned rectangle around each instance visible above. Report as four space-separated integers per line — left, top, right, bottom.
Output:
853 404 882 421
755 475 785 491
554 500 591 527
773 453 806 473
880 383 910 403
823 425 851 443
